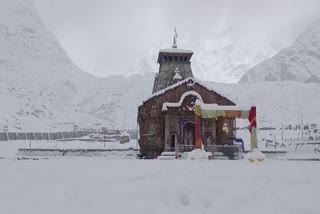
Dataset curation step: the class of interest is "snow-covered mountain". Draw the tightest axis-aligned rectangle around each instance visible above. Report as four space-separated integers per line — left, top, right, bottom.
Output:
240 19 320 83
191 29 291 83
0 0 153 131
1 0 319 132
0 0 97 131
203 81 320 128
69 73 154 130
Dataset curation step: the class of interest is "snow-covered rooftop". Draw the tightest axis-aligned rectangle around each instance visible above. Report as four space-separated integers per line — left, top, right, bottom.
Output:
162 91 203 111
141 78 235 105
195 100 251 111
173 73 182 80
173 68 182 80
159 48 194 54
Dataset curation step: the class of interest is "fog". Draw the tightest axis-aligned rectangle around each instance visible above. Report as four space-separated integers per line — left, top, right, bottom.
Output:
33 0 320 81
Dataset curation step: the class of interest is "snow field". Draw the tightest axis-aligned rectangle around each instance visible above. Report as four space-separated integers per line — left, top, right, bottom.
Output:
0 159 319 214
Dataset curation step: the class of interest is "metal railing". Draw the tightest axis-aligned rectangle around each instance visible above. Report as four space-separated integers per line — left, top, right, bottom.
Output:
0 129 139 142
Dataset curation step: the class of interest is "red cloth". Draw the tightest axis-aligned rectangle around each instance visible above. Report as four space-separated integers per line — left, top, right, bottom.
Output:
248 107 256 132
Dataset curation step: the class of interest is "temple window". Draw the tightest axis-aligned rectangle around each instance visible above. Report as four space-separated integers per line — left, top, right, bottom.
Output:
204 131 212 145
170 130 178 148
171 134 176 148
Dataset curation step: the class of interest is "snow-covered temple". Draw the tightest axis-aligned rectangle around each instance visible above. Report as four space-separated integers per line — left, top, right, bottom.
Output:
137 30 257 159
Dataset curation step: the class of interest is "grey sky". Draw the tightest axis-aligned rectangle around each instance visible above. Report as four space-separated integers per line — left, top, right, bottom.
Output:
32 0 320 79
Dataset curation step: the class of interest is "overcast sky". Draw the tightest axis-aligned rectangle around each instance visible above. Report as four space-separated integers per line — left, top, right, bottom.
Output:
32 0 320 79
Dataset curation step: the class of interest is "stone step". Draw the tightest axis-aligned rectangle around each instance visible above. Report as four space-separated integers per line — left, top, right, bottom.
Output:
157 156 176 160
213 156 229 160
160 152 176 156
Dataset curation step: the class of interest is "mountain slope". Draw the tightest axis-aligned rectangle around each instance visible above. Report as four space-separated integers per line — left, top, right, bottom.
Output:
240 19 320 83
0 0 100 131
203 81 320 128
0 0 155 131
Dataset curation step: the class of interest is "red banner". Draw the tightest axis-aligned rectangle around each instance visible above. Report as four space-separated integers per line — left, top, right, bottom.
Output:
249 107 256 132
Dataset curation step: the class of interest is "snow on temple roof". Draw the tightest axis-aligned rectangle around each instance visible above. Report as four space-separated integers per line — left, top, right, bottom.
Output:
173 67 182 80
159 48 194 54
173 72 182 80
195 100 251 111
141 78 236 105
162 91 203 111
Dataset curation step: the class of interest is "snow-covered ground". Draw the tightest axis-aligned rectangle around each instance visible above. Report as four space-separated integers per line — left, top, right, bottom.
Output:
0 159 319 214
0 140 139 159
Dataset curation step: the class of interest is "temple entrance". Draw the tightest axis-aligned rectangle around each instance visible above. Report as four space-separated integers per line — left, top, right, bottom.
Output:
182 122 195 151
171 134 176 148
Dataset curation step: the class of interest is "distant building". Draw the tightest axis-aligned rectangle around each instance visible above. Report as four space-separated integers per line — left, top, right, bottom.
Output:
137 31 255 159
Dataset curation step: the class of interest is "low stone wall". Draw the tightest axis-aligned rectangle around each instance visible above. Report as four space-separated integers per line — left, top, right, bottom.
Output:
0 130 138 141
8 132 17 140
17 133 26 140
17 148 139 159
0 133 8 141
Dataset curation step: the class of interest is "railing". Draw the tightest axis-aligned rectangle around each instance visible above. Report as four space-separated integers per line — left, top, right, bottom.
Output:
283 137 320 143
205 144 243 160
0 129 139 142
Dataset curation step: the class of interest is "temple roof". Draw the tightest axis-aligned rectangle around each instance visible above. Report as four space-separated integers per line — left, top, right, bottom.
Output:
141 78 236 106
157 48 193 63
159 48 193 54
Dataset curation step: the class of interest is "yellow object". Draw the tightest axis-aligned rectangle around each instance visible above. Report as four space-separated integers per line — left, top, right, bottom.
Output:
250 126 258 151
201 110 216 118
195 105 202 117
248 158 255 163
257 158 265 162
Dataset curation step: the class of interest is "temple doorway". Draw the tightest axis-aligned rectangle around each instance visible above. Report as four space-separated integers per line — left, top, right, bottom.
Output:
182 122 195 146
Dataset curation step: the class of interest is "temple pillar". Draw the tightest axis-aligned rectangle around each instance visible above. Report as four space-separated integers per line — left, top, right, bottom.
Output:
195 116 202 149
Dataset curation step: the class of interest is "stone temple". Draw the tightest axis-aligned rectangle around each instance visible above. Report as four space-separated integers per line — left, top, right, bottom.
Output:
137 30 257 159
152 31 193 93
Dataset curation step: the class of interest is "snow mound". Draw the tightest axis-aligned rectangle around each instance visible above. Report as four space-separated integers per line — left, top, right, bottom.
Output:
120 131 130 137
186 149 212 160
244 149 266 162
120 131 130 144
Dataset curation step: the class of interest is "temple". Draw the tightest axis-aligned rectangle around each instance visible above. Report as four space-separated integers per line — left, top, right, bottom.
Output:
152 28 193 93
137 30 257 159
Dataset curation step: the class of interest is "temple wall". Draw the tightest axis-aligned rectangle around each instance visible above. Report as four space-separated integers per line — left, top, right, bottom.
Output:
202 119 217 145
164 113 180 151
153 61 193 93
138 80 235 158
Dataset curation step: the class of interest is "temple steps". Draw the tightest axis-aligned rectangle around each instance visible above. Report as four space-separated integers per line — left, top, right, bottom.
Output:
157 151 180 160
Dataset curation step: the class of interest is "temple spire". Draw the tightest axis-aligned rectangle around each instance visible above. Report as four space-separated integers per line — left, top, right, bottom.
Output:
172 27 178 48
